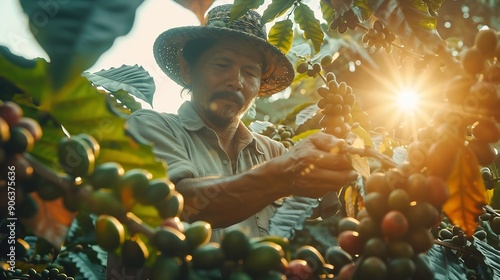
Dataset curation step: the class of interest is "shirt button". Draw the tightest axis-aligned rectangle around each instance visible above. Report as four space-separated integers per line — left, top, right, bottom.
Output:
222 160 228 165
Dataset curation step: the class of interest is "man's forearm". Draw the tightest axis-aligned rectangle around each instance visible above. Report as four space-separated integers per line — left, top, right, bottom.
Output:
175 162 288 228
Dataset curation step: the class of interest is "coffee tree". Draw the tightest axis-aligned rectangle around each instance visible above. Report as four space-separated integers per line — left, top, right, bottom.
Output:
1 0 499 279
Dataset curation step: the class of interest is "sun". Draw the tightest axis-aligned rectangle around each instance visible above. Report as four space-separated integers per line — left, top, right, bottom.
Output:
396 88 419 112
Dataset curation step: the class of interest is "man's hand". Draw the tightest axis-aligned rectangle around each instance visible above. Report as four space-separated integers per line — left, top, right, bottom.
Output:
268 132 358 198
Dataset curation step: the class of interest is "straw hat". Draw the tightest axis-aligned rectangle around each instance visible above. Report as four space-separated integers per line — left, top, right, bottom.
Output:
153 4 295 96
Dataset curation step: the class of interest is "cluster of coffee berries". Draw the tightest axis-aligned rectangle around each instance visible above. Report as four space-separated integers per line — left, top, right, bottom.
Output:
330 165 450 279
0 101 42 159
277 126 296 148
407 30 500 177
75 164 179 218
460 28 499 77
478 209 500 236
449 28 500 123
296 55 335 78
407 116 498 182
317 72 355 138
329 9 359 34
149 226 315 280
361 20 396 53
1 266 74 280
0 101 44 219
257 124 296 148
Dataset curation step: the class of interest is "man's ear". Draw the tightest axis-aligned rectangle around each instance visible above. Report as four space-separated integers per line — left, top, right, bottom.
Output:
178 49 192 86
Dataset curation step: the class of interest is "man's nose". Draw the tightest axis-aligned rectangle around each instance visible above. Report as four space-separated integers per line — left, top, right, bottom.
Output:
226 69 243 90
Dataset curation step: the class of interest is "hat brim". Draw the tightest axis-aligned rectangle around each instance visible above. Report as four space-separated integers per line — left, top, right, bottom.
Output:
153 26 295 97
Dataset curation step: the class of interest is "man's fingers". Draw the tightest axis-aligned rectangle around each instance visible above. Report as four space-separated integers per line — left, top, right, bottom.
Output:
313 151 353 170
309 132 346 153
293 169 358 192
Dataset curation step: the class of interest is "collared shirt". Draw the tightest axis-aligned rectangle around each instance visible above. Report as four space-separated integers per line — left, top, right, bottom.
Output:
126 101 286 242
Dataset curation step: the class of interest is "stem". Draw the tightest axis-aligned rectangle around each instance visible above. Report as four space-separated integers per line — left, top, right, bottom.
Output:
344 145 398 169
318 71 328 85
124 212 155 239
433 239 483 257
23 153 156 239
24 153 73 192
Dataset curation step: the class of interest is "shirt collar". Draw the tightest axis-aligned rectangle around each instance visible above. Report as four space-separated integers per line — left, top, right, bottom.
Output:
177 101 262 153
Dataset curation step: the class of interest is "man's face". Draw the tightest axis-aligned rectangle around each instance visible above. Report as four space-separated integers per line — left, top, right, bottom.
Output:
186 39 263 127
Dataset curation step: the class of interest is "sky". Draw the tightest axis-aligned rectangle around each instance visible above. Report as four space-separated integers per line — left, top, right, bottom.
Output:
0 0 217 113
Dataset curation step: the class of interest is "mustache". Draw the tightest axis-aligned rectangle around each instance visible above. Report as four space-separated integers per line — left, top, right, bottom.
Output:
211 91 244 106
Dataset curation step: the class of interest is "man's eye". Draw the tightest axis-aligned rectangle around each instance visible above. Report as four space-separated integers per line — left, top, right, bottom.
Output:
245 71 258 77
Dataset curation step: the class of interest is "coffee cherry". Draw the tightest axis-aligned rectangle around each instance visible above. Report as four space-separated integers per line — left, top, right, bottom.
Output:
321 55 334 67
297 62 309 74
381 211 409 239
95 215 125 252
121 237 149 269
471 120 500 143
462 47 485 76
17 117 43 141
474 29 497 58
358 256 388 280
285 259 313 280
324 246 353 274
0 101 23 126
466 140 497 166
337 230 364 256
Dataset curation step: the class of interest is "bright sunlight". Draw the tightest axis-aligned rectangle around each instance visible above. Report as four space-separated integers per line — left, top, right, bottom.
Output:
396 88 419 111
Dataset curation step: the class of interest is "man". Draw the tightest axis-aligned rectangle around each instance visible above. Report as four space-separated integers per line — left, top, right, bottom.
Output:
127 4 357 242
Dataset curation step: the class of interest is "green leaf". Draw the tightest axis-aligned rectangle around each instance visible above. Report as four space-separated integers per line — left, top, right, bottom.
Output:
68 251 107 280
351 126 374 149
248 120 275 134
427 244 467 280
107 89 143 114
367 0 445 53
279 102 317 132
39 75 167 178
241 101 257 126
326 0 352 19
261 0 295 23
230 0 264 22
473 236 500 279
268 19 294 54
423 0 445 17
294 3 324 54
292 129 321 142
352 0 374 21
304 216 338 247
13 97 67 168
91 245 109 267
294 104 319 127
255 92 314 124
0 46 49 100
320 1 336 23
19 0 144 89
269 196 320 239
83 65 156 107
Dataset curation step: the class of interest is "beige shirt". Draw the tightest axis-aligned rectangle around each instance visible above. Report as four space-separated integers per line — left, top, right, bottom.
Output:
126 101 286 242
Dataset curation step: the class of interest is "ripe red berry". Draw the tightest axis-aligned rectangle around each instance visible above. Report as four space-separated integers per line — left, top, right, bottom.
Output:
381 211 409 240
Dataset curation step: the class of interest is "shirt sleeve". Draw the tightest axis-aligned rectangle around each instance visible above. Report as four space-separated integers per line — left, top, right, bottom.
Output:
126 109 198 183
